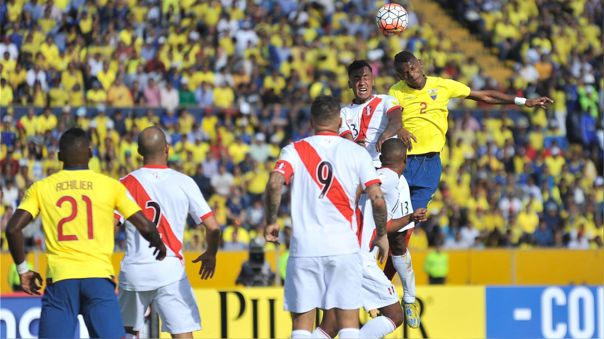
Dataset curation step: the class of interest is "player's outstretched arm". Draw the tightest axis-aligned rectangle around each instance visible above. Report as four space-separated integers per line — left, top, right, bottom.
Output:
6 209 43 295
467 90 554 109
366 183 389 263
376 107 403 152
127 211 167 260
192 216 221 280
387 208 427 233
264 172 285 244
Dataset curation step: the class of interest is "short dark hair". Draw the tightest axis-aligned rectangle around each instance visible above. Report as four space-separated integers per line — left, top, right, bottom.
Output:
394 51 418 64
59 127 90 153
380 138 407 164
347 60 372 76
311 95 340 124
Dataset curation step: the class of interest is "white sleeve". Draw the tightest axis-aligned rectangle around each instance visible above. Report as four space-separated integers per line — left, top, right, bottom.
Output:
398 176 414 227
338 110 352 137
184 176 214 223
273 144 296 184
357 148 380 189
381 172 402 221
383 94 401 115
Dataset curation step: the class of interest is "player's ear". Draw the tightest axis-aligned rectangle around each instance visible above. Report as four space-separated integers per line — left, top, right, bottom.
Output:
57 151 63 162
348 78 353 89
88 147 92 159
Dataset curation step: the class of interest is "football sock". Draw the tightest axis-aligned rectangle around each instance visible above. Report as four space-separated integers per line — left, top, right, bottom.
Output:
337 328 360 338
312 327 331 338
359 316 397 338
393 250 416 304
292 329 312 338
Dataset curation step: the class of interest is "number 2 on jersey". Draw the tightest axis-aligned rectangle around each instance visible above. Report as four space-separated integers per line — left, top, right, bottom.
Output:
56 195 94 241
316 161 333 199
419 102 427 114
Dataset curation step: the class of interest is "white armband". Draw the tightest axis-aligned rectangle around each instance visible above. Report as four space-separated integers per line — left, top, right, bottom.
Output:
16 261 30 274
514 97 527 106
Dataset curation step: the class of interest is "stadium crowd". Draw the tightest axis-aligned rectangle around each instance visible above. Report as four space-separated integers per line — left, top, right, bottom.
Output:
0 0 602 253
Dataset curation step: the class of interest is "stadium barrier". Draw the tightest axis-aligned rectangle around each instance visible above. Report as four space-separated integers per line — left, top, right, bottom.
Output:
2 286 602 338
1 249 602 293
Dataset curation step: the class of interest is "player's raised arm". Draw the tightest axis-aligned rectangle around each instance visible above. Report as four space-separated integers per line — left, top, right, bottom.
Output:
366 183 389 263
376 104 403 152
127 211 166 260
264 171 286 243
467 90 554 109
6 209 43 295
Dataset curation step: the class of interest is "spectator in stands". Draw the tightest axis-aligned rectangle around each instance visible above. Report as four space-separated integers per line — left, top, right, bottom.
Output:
160 80 179 112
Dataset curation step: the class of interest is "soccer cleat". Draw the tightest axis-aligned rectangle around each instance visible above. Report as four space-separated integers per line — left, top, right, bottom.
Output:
403 302 420 328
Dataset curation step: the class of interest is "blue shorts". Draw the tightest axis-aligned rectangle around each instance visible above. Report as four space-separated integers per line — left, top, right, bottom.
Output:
403 152 442 210
39 278 125 338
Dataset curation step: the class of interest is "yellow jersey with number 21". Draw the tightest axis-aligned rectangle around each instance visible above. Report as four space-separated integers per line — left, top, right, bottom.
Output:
389 76 471 155
18 169 141 283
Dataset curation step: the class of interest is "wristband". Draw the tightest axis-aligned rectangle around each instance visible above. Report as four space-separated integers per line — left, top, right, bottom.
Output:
16 261 30 274
514 97 527 106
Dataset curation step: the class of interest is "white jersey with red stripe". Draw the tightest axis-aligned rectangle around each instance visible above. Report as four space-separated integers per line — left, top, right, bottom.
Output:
117 166 213 291
339 94 400 166
274 132 380 257
358 167 403 262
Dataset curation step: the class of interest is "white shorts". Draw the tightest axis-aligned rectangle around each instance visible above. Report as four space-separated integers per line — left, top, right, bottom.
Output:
361 258 400 310
284 252 362 313
118 278 201 334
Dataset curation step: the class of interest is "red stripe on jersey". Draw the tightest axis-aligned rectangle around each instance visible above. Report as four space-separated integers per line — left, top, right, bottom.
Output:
293 140 354 224
356 96 383 143
355 207 363 245
121 174 183 260
200 211 214 222
273 160 294 184
386 105 401 115
339 130 352 137
364 178 381 188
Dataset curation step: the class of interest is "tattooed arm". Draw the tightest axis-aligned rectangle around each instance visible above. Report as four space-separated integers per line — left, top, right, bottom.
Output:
366 183 389 263
264 171 285 243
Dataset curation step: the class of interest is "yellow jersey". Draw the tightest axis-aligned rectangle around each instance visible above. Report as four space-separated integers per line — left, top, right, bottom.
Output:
389 77 471 155
18 169 141 282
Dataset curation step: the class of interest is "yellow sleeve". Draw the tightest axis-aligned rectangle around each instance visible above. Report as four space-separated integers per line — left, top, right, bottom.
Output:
444 79 471 99
17 182 40 218
114 181 141 220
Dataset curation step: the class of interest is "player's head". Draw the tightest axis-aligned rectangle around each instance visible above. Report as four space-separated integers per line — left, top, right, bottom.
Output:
379 138 408 174
394 51 424 88
310 95 341 132
137 126 169 164
347 60 373 103
58 127 92 167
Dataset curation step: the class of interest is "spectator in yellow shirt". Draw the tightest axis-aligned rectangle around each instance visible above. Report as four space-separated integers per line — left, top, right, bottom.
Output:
86 81 107 104
0 78 13 106
18 108 38 137
213 81 235 109
36 107 58 134
107 77 133 107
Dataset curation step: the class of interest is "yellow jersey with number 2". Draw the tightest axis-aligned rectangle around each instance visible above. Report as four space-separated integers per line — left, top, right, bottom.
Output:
18 169 141 282
389 77 471 155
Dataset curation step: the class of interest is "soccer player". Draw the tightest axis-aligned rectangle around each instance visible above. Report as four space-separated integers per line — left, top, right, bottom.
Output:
117 126 221 339
5 128 166 338
339 60 406 166
340 58 422 328
264 95 389 339
386 50 554 326
317 138 427 338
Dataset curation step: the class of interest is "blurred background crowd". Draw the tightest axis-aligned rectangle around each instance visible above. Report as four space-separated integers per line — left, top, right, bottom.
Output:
0 0 602 254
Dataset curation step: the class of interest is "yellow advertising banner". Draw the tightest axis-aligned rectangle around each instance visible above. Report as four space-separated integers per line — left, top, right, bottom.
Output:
160 286 485 338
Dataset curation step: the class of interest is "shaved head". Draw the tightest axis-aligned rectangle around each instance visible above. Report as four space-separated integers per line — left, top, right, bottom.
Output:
380 138 407 167
137 126 168 158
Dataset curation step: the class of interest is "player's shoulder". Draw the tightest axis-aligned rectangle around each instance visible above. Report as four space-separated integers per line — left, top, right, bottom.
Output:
377 167 399 186
398 174 410 190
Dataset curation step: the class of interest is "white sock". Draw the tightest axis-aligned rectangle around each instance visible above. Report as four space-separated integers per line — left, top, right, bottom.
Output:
312 327 331 338
292 329 312 338
359 316 397 338
392 250 416 304
337 328 359 338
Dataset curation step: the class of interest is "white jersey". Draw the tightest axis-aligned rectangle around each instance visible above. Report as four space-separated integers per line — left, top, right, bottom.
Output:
358 167 403 261
398 175 415 233
118 166 213 291
339 94 400 166
274 132 380 257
